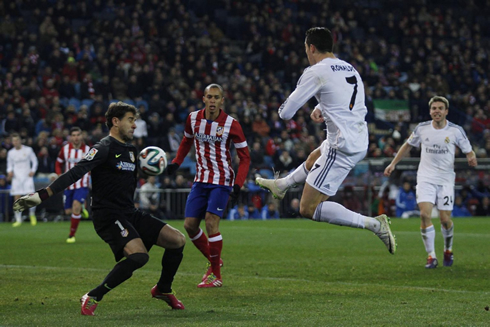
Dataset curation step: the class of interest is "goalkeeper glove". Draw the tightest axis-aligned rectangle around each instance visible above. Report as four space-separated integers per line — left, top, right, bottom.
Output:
165 163 180 175
13 189 49 212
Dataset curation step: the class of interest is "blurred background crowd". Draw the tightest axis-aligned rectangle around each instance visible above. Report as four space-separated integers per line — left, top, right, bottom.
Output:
1 0 490 220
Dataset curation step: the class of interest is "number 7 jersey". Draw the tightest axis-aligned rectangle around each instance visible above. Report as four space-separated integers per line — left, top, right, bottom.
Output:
279 57 368 154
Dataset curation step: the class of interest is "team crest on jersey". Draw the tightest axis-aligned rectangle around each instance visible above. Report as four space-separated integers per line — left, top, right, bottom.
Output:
121 228 129 237
84 148 98 161
445 137 450 144
216 126 224 136
129 151 135 162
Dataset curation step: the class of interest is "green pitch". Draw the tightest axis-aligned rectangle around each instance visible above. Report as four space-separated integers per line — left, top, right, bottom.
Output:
1 218 489 326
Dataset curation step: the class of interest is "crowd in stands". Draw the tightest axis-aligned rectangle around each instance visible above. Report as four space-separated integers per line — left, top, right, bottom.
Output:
1 0 490 219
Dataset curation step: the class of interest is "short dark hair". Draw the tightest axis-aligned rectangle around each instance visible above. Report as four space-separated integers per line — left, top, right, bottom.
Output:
70 126 81 134
305 27 334 53
204 83 224 97
105 102 137 129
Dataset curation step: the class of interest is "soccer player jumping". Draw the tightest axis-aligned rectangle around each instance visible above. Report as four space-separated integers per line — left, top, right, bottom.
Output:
166 83 250 288
256 27 396 254
14 102 186 315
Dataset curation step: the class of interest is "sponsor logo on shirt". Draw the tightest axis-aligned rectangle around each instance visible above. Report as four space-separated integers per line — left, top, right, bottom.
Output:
195 133 223 143
426 144 449 154
116 161 136 171
84 148 98 161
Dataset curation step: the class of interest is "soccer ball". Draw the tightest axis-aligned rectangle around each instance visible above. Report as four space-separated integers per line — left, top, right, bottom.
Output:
138 146 167 176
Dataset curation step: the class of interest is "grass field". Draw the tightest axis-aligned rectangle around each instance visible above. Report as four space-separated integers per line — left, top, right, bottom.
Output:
1 218 489 326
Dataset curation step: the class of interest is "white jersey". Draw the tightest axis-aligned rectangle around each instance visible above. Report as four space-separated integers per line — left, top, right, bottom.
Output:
407 120 472 185
7 145 38 195
7 145 38 182
279 57 368 154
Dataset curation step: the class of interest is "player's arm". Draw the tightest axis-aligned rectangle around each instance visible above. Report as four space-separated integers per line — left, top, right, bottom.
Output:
6 151 13 181
55 148 65 175
13 143 108 211
384 142 413 177
278 69 321 120
166 115 194 174
465 150 477 167
231 121 250 188
229 120 251 201
29 148 38 177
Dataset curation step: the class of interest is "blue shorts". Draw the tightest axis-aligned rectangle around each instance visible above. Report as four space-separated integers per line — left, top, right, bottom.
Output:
63 187 89 210
185 182 232 219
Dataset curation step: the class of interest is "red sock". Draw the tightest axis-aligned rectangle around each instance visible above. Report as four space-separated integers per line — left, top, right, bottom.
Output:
189 228 210 260
208 232 223 279
69 213 81 237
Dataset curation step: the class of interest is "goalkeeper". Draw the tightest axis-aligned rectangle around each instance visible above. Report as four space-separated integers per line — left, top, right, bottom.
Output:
14 102 186 315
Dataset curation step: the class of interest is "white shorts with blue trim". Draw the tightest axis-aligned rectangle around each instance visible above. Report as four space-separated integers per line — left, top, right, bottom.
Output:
305 141 366 197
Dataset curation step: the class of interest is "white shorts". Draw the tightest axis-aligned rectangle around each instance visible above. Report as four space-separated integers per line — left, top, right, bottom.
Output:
306 141 366 196
416 181 454 211
10 177 35 196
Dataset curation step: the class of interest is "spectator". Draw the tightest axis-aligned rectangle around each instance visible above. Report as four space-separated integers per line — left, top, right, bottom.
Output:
227 204 249 221
260 202 280 220
475 197 490 216
285 198 301 218
452 196 472 217
395 181 420 218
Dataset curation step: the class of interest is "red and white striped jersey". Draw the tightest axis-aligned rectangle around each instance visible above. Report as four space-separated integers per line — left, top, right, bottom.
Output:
173 109 250 187
55 143 91 190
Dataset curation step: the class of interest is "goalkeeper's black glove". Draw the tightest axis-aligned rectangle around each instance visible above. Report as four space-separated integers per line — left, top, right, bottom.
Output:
229 184 241 206
166 163 180 175
13 188 50 212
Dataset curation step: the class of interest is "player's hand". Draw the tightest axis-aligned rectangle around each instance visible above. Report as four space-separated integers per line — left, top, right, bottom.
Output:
467 151 478 167
13 189 49 211
310 107 324 123
229 184 241 206
165 163 180 175
384 164 395 177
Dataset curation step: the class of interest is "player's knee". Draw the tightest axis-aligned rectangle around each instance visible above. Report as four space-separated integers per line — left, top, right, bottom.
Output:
420 211 431 221
299 204 314 219
183 220 197 234
174 230 186 248
128 252 149 268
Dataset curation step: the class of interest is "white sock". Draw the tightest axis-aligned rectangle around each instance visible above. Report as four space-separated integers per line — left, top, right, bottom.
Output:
276 162 309 190
421 225 436 258
29 207 36 216
14 211 22 223
441 224 454 252
312 201 380 231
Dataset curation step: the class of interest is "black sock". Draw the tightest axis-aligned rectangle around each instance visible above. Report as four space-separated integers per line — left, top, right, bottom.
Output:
157 246 184 293
88 253 149 301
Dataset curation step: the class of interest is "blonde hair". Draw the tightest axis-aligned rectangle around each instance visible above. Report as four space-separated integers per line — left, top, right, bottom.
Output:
428 96 449 109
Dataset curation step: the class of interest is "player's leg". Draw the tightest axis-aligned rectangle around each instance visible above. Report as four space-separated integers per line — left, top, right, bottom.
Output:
183 183 210 260
67 188 88 243
82 217 149 315
418 202 438 268
67 200 82 243
256 146 321 200
12 195 22 227
26 177 37 225
304 147 396 254
437 184 455 267
417 181 439 268
152 223 186 309
195 185 230 287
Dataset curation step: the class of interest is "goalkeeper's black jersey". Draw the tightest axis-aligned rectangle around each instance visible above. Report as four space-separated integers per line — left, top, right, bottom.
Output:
49 136 138 212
